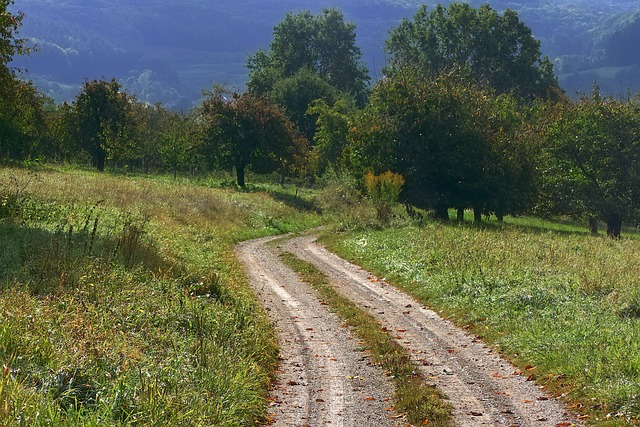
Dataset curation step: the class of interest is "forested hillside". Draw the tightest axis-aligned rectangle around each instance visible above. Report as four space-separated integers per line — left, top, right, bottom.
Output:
9 0 640 108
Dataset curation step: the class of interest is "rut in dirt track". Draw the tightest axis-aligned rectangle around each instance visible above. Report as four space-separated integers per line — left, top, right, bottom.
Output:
237 236 401 427
283 234 580 427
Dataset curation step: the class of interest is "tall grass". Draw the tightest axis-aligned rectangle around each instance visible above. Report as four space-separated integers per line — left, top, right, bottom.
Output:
323 218 640 426
0 167 322 426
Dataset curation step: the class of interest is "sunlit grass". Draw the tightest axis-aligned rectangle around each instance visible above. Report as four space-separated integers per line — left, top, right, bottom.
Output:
0 166 322 426
322 216 640 426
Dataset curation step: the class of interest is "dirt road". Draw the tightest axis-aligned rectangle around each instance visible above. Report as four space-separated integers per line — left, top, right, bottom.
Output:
238 234 579 427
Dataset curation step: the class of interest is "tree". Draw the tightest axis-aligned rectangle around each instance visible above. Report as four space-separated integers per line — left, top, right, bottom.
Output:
74 79 134 171
0 0 43 161
542 88 640 238
0 0 29 66
0 68 46 160
306 97 354 175
199 88 308 187
157 111 196 179
246 8 369 110
347 67 537 221
269 68 340 141
385 3 559 101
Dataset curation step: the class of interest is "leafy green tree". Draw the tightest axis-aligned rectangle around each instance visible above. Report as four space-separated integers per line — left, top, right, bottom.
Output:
306 97 354 175
542 88 640 238
0 69 46 160
347 67 537 221
0 0 29 65
385 3 559 101
269 68 340 141
74 79 134 171
0 1 45 161
199 88 308 187
247 8 369 104
44 101 81 162
158 112 196 179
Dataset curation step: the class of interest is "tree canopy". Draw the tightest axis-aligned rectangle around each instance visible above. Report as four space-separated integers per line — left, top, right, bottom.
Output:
347 67 537 221
0 0 28 66
74 79 134 171
385 3 559 101
246 8 370 105
199 88 308 187
541 88 640 237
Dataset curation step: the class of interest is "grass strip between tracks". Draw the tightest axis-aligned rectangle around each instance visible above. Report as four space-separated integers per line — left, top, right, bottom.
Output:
279 248 453 427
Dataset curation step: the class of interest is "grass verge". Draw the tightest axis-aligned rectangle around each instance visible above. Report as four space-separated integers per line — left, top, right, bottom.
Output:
0 166 322 426
321 218 640 426
279 249 453 427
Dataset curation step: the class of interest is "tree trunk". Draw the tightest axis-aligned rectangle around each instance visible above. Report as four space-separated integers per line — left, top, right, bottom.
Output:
496 212 505 222
606 213 622 239
236 164 246 188
95 152 105 172
474 207 482 223
435 203 449 222
456 208 464 222
588 216 598 235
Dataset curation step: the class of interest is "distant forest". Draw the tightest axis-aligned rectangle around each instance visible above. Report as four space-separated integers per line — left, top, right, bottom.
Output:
9 0 640 108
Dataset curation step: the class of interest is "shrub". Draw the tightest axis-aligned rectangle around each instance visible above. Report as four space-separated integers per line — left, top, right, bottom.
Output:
363 171 405 226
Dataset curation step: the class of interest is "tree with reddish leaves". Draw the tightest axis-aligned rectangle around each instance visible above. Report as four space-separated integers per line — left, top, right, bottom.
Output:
199 88 308 187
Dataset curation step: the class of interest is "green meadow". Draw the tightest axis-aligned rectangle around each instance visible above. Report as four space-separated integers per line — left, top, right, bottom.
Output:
0 167 320 426
3 166 640 426
322 216 640 425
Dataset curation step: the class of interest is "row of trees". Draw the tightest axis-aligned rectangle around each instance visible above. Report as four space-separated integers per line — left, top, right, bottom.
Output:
3 2 640 236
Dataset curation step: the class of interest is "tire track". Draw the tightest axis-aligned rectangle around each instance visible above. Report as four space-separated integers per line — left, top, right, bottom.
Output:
285 235 580 427
237 236 400 427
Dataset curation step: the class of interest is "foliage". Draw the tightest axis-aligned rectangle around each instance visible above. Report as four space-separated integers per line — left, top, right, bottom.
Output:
0 0 29 65
246 8 369 105
0 1 45 162
347 67 537 221
245 7 368 143
363 171 404 226
385 3 560 101
199 87 308 187
73 79 135 171
306 97 354 175
268 68 340 141
0 69 46 161
541 87 640 237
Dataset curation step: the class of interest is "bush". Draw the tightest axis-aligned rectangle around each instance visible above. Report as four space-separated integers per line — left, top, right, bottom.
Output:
363 171 404 226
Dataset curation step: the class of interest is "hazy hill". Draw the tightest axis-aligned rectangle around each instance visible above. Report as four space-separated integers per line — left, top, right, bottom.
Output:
9 0 640 108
